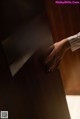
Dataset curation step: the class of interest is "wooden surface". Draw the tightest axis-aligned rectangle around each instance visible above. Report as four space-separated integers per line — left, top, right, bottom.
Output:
45 0 80 95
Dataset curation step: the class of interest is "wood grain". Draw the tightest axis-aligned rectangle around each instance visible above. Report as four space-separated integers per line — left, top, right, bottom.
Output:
45 0 80 95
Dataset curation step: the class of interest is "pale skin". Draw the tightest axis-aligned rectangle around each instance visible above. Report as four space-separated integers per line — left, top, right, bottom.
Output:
45 39 71 72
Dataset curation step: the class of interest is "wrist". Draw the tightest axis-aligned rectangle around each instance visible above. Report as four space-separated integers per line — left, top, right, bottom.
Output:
61 39 71 51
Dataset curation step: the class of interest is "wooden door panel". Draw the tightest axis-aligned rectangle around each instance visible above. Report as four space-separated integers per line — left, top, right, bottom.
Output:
45 0 80 95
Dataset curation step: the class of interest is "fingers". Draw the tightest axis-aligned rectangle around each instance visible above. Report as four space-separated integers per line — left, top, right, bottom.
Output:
44 42 65 72
45 47 56 64
48 44 54 50
42 44 54 61
44 56 55 71
44 45 54 57
48 56 61 72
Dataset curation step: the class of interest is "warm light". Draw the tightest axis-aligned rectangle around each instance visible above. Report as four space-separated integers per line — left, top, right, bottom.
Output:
66 95 80 119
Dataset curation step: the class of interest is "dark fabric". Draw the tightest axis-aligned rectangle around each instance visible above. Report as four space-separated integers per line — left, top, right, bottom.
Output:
0 0 45 39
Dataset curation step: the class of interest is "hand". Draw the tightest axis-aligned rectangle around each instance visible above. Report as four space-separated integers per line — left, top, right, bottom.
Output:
45 39 70 72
